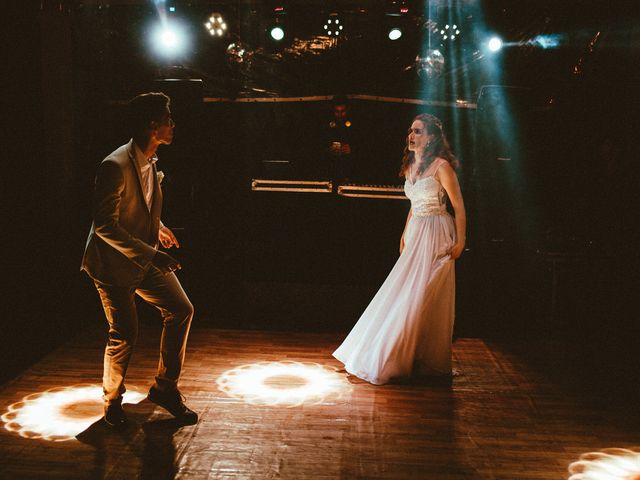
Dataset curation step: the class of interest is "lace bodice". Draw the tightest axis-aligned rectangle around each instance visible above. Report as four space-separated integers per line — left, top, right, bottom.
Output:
404 176 447 217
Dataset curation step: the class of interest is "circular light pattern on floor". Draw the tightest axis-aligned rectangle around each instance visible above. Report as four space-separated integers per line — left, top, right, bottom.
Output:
217 361 349 407
568 448 640 480
1 385 145 441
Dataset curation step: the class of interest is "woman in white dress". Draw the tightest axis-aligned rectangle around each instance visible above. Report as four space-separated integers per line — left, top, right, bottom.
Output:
333 113 466 385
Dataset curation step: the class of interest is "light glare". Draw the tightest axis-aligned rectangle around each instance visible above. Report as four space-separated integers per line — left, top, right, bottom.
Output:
388 28 402 41
217 361 349 406
270 26 285 41
488 36 503 52
568 448 640 480
1 385 145 441
151 21 187 56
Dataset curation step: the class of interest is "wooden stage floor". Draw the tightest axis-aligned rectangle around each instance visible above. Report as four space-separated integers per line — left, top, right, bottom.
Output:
1 323 638 479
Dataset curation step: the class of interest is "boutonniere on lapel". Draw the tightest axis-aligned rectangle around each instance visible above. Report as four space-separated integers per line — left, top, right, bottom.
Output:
157 170 165 185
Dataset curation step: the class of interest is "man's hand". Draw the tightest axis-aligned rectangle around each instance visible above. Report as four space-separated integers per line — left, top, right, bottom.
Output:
152 250 182 275
159 226 180 249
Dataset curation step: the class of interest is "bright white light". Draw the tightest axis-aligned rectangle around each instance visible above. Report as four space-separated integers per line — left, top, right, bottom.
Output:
440 30 445 34
270 26 285 41
161 29 178 47
444 35 448 40
205 12 227 37
488 36 503 52
445 25 449 29
388 28 402 41
1 385 145 441
568 448 640 480
217 361 349 407
534 34 561 49
151 21 187 56
325 16 342 35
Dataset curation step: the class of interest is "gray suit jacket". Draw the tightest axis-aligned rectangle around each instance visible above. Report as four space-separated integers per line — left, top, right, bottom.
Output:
81 140 163 286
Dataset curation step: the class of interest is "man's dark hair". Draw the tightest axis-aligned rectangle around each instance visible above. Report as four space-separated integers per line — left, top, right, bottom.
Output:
127 92 170 136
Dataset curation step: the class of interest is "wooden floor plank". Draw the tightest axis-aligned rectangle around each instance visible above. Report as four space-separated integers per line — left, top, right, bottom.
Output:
0 322 638 479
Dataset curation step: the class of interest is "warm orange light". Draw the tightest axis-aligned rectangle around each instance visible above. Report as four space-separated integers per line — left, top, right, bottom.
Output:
1 385 145 441
216 361 349 407
569 447 640 480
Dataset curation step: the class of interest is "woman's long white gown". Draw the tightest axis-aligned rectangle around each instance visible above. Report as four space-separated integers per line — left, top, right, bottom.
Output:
333 165 456 384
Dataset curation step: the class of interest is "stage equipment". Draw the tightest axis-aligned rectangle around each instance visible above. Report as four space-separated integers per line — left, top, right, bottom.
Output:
251 179 332 193
388 28 402 41
337 184 407 200
439 24 461 42
205 13 227 38
488 36 503 52
323 14 344 37
150 20 188 58
268 5 287 43
415 49 445 78
270 26 285 41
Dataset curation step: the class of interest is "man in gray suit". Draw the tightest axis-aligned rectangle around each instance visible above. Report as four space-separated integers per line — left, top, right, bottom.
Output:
82 92 197 427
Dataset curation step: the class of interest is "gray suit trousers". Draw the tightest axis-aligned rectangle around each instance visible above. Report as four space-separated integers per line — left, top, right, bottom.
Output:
94 266 194 402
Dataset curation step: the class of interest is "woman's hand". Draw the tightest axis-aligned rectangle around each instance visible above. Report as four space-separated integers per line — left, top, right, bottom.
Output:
450 242 465 259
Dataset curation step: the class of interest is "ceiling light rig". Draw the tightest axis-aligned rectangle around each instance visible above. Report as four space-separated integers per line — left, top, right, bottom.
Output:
388 28 402 41
323 14 344 37
205 13 227 38
269 5 287 43
439 24 461 42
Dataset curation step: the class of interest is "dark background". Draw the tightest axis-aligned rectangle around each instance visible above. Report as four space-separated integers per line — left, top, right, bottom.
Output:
4 0 640 382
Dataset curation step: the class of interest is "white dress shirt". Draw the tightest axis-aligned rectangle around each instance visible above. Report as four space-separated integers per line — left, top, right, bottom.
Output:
133 143 157 212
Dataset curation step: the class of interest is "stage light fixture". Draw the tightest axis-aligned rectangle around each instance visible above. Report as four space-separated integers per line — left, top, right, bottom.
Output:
388 28 402 41
323 14 343 37
439 24 461 42
151 21 188 57
415 49 445 78
270 26 285 41
205 13 227 37
488 36 503 52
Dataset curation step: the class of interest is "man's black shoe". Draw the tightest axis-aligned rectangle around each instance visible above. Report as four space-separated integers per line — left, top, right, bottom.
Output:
104 399 128 428
147 386 198 425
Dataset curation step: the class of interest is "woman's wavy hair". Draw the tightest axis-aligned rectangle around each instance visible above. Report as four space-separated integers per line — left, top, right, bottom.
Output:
399 113 458 177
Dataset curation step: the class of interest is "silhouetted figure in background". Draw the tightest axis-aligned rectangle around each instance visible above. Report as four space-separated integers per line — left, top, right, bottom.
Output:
325 95 360 185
